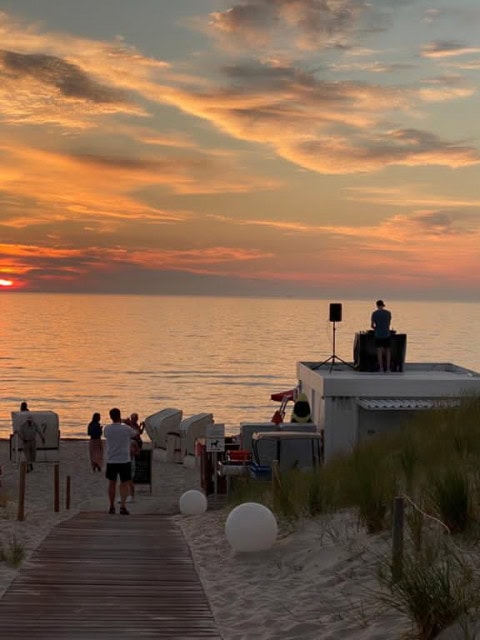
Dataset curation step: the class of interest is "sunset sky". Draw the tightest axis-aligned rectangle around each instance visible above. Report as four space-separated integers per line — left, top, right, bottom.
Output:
0 0 479 299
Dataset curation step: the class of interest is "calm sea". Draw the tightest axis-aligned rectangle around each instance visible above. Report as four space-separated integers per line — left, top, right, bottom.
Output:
1 294 479 439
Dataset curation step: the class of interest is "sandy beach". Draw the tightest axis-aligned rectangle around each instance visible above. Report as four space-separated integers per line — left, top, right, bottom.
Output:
1 439 415 639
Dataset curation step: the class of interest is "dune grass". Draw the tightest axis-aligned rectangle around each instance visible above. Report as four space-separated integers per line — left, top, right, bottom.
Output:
0 534 26 568
377 540 480 640
236 396 480 534
233 395 480 638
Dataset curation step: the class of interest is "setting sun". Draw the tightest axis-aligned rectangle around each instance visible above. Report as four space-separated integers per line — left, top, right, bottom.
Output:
0 279 13 287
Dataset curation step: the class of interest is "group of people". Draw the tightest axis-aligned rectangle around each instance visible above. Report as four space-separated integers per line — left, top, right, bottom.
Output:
88 408 144 515
16 402 144 515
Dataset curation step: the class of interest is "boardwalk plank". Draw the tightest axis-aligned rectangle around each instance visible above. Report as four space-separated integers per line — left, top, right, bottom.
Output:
0 513 221 639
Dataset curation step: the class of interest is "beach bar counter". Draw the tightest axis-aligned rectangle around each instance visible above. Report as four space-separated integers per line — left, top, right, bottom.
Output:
297 361 480 463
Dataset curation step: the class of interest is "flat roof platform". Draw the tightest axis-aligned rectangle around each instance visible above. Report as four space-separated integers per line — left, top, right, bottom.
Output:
297 362 480 397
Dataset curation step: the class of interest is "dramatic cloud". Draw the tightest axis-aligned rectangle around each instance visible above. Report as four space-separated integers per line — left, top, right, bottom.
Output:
209 0 369 50
205 202 480 289
0 51 126 103
0 139 279 238
0 4 478 297
0 10 477 176
0 241 273 289
156 60 479 174
0 11 170 128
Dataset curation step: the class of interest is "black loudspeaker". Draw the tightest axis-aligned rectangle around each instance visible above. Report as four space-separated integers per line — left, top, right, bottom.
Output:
329 303 342 322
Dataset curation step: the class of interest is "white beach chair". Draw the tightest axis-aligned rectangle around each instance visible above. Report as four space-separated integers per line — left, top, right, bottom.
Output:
144 408 183 450
179 413 214 458
11 410 60 463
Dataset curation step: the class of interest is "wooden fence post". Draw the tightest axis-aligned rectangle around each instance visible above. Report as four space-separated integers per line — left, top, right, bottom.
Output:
54 464 60 512
65 475 71 510
271 460 280 500
392 496 405 582
17 462 27 521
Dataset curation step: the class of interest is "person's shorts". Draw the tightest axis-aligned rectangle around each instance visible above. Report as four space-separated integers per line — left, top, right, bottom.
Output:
105 462 132 482
375 336 391 348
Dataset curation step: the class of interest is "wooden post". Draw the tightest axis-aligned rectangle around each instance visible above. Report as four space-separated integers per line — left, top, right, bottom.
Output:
65 475 71 510
392 496 405 582
54 463 60 512
272 460 280 500
17 462 27 521
213 452 218 496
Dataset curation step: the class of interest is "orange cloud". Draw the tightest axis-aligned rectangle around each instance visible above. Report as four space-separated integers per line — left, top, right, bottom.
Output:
118 246 274 272
0 10 477 178
208 0 366 51
421 41 480 58
0 241 273 289
149 63 480 174
0 7 478 297
0 138 279 235
205 204 480 287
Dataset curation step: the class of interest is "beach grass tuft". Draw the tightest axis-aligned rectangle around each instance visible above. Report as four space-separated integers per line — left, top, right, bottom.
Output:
377 540 480 640
0 491 11 509
227 476 270 507
0 534 26 568
430 467 471 534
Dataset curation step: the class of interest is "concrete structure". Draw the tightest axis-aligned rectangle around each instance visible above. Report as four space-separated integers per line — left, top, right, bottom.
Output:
297 362 480 462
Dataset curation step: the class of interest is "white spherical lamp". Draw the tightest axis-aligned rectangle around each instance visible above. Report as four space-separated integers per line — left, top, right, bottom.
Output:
225 502 278 552
179 489 208 515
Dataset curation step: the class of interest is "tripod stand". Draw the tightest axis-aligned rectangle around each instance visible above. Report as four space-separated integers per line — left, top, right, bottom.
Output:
318 320 354 372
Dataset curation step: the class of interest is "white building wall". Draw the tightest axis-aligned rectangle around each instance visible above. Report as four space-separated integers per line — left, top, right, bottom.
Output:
297 362 325 427
297 361 480 463
324 396 357 460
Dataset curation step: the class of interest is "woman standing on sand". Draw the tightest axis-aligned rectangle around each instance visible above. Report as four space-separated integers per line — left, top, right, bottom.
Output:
87 412 103 472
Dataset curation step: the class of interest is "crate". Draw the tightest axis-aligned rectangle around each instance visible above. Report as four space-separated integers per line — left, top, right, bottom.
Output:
228 450 252 462
248 463 272 480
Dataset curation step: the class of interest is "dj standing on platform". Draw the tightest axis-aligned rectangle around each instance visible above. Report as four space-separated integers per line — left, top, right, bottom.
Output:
371 299 392 373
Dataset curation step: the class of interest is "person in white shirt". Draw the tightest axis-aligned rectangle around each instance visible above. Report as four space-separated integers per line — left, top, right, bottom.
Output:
104 407 137 515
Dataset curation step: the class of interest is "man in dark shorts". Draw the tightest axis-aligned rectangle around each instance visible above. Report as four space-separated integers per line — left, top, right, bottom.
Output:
104 408 137 515
371 299 392 373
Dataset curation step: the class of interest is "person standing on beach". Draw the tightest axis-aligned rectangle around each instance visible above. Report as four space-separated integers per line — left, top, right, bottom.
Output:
123 412 144 501
124 412 144 450
18 414 45 472
127 436 140 503
371 299 392 373
87 412 103 472
124 412 145 502
104 408 137 515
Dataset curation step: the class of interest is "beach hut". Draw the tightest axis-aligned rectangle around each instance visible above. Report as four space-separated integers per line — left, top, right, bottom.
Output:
297 360 480 462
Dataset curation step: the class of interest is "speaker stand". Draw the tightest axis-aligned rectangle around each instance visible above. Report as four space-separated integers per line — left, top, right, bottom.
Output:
317 321 355 372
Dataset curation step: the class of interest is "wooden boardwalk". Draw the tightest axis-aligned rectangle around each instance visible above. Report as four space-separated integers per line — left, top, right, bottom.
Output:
0 512 221 639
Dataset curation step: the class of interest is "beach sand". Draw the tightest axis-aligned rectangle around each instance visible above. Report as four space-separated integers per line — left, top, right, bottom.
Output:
0 440 419 638
0 440 200 596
